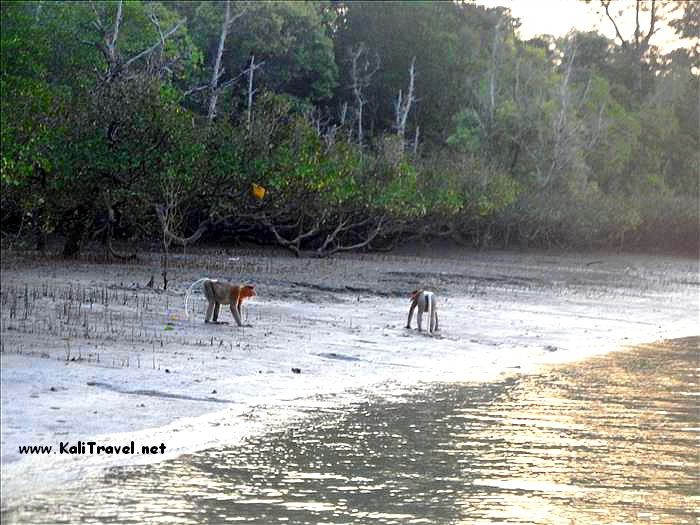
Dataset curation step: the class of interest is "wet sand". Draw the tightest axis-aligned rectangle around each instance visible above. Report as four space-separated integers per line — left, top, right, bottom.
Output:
1 248 697 507
3 337 698 524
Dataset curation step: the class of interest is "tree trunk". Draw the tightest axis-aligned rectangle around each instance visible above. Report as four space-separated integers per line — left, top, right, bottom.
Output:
35 206 48 254
62 226 85 257
36 231 48 254
162 249 169 290
62 206 91 258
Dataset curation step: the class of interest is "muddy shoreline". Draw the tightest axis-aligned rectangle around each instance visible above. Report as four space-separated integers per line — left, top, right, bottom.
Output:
4 337 698 524
1 247 697 507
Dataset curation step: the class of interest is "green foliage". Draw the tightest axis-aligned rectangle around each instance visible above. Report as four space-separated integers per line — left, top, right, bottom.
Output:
1 0 696 254
447 110 483 154
182 0 337 109
334 1 492 145
420 155 520 222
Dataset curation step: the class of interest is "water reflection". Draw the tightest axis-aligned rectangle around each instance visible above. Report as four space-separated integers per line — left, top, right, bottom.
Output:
4 337 698 524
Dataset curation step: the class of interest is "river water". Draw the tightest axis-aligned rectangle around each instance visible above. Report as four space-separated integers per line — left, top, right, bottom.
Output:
4 337 699 524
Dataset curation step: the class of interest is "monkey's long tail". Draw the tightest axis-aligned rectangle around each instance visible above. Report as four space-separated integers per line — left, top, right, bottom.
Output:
184 277 212 320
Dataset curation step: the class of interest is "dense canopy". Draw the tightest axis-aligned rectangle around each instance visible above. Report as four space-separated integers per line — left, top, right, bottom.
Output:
1 0 697 259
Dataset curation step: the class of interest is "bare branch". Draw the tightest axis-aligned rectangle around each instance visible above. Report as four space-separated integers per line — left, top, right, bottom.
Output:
207 1 248 121
601 0 628 47
246 55 265 131
107 0 123 63
319 215 387 257
219 71 245 91
634 0 641 47
123 18 186 70
89 1 105 32
643 0 658 47
147 8 166 64
394 56 416 141
264 216 320 257
316 218 349 254
184 83 210 97
587 101 607 149
154 205 210 247
349 43 380 145
339 101 348 126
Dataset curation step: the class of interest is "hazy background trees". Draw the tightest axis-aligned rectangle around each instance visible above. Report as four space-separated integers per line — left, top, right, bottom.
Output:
2 0 697 257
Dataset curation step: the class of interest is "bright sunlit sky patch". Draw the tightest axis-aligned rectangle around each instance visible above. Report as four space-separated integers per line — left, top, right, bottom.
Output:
475 0 687 52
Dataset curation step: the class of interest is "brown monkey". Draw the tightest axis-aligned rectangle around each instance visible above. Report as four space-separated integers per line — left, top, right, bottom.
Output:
406 289 439 334
185 278 256 327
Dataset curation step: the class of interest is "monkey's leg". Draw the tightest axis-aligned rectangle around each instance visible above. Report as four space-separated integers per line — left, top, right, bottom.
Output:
417 310 423 332
204 281 215 323
213 303 220 323
230 305 244 327
406 303 416 329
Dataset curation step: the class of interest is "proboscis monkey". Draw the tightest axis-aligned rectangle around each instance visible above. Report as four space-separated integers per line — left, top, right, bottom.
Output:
185 278 256 327
406 289 439 334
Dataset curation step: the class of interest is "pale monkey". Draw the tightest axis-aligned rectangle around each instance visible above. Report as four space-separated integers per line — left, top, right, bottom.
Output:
406 289 439 334
185 278 256 327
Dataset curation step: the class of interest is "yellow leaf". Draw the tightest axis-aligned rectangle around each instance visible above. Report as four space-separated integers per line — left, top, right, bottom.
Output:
251 183 266 200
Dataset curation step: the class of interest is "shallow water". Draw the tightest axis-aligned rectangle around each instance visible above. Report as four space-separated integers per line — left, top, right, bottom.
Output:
4 337 699 524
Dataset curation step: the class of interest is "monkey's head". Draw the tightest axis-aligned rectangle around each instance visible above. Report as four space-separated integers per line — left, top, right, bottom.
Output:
241 285 256 300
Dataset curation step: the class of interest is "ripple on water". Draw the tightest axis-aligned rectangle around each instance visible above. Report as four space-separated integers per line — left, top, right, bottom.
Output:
3 337 699 525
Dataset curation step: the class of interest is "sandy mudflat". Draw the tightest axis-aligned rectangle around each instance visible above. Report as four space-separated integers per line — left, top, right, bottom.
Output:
1 246 697 506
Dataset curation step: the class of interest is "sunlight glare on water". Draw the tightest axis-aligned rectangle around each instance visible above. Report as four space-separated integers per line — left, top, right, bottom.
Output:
3 337 698 525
